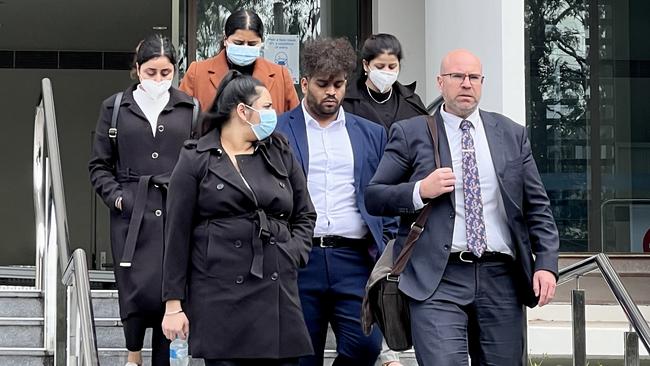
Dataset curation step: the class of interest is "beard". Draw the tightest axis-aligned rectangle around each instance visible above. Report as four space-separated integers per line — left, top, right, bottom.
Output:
305 93 340 120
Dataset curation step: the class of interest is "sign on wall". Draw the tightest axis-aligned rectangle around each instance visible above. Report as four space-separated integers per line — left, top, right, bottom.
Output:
263 34 300 84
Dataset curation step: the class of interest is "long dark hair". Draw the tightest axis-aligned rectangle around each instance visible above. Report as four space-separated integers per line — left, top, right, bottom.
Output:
201 70 264 136
130 34 177 78
361 33 403 63
220 9 264 50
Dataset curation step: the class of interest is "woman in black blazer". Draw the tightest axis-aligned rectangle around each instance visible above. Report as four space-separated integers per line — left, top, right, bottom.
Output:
342 33 428 131
89 34 198 366
161 70 316 366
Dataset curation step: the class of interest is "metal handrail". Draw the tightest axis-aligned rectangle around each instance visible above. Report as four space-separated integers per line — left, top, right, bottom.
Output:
558 253 650 353
62 249 99 366
36 78 99 365
40 78 71 269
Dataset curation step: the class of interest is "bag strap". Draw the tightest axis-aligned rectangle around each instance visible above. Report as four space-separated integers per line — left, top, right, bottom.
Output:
390 115 442 276
108 92 123 152
190 97 200 139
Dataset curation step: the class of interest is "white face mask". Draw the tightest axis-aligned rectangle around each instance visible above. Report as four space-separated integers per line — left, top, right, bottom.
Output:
140 79 171 100
368 68 399 93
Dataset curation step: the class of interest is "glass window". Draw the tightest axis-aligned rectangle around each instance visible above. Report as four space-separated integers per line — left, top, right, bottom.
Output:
525 0 650 253
179 0 368 81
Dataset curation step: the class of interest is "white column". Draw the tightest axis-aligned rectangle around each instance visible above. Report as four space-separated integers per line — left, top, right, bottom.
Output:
372 0 428 103
423 0 526 124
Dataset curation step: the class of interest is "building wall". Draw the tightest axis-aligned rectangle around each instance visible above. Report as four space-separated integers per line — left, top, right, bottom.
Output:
373 0 526 124
371 0 429 103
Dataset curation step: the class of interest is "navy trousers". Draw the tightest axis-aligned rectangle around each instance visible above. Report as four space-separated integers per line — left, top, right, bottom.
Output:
298 246 382 366
409 259 525 366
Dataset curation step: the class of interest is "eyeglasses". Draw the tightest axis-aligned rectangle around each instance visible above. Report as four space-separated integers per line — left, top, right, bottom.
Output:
441 73 485 85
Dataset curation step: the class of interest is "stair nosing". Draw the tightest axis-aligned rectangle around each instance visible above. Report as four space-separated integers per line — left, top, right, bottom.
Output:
0 290 43 298
0 317 44 326
0 347 50 356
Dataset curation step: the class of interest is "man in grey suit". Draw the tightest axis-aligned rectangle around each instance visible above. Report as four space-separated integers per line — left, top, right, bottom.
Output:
365 49 559 365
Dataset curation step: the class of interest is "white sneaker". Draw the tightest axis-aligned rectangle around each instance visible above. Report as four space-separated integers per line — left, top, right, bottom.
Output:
125 362 140 366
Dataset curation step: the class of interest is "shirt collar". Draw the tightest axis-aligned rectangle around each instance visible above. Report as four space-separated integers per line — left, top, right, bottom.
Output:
301 99 346 129
439 104 481 131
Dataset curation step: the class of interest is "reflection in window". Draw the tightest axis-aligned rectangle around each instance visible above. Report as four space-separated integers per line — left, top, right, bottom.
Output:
195 0 321 61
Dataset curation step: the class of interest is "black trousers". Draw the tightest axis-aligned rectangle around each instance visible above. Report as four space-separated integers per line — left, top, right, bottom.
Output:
123 312 170 366
204 358 299 366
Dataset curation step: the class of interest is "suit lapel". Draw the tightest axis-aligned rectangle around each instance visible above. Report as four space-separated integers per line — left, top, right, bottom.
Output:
345 114 363 190
287 109 310 176
207 52 229 90
434 110 455 208
480 110 506 180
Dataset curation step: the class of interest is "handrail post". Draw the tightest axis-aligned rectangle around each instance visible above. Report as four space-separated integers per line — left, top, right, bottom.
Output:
624 332 640 366
571 289 586 366
63 249 99 366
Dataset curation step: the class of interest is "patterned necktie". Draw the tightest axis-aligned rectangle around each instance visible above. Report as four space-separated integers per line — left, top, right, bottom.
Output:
460 120 487 257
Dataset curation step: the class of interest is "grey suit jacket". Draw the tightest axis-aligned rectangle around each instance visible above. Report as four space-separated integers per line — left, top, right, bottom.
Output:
364 110 559 307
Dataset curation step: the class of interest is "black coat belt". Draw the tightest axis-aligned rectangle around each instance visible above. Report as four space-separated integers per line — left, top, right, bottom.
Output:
199 211 285 280
116 170 170 268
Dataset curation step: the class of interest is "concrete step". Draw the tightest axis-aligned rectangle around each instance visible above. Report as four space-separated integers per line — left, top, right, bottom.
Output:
0 290 43 318
95 318 152 349
0 348 53 366
0 318 44 348
97 349 417 366
92 290 120 318
90 290 418 364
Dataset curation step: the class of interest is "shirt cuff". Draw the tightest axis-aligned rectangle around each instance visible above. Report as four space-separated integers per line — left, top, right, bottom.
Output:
412 180 425 210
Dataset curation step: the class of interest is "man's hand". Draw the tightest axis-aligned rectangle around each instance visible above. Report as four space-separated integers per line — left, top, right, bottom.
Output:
419 168 455 200
533 270 556 307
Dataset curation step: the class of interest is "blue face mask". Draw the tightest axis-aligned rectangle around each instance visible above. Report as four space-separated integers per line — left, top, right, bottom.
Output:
244 105 277 140
226 43 261 66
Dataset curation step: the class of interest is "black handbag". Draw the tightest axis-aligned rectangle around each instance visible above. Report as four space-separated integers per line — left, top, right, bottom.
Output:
362 115 441 352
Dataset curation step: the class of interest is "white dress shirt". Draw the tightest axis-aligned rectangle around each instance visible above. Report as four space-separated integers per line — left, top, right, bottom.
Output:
133 85 169 137
302 101 368 239
414 106 512 255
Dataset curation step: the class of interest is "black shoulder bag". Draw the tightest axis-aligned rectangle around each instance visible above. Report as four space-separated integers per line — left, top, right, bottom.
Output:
362 115 441 351
108 93 200 151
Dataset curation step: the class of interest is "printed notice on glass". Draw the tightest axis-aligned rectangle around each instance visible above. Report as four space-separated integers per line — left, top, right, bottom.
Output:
263 34 300 84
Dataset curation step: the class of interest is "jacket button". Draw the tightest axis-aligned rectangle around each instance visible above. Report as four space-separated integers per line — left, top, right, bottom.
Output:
216 183 224 190
158 125 164 132
269 238 276 245
443 244 450 250
235 275 244 284
270 272 279 281
449 211 455 219
234 240 242 248
279 182 286 189
153 184 160 188
151 152 159 159
154 209 162 217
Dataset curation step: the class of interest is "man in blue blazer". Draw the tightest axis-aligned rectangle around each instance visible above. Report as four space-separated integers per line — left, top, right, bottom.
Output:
365 49 560 365
277 37 394 366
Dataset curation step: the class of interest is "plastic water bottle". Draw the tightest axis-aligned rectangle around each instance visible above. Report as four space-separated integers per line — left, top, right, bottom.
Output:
169 338 189 366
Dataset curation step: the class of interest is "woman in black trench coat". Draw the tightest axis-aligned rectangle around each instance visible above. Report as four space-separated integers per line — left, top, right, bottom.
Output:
89 35 198 366
161 70 316 366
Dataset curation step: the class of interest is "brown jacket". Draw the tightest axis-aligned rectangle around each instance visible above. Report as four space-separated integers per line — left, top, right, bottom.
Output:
180 51 299 112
